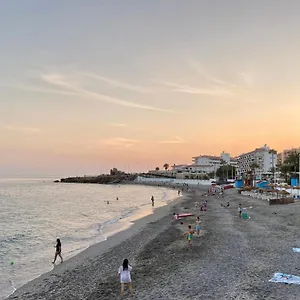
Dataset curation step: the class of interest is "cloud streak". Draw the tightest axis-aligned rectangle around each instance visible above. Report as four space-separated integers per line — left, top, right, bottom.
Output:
12 72 179 114
103 137 138 148
158 136 185 144
82 72 151 93
163 82 233 96
3 125 41 133
110 123 127 128
188 59 237 88
2 84 77 96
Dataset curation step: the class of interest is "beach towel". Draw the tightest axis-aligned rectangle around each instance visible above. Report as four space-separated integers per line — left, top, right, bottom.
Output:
269 273 300 285
292 248 300 253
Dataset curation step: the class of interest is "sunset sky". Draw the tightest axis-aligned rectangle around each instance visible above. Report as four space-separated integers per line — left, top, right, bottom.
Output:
1 1 300 177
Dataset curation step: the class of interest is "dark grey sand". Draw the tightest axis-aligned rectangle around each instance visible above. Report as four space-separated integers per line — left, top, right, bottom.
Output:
9 187 300 300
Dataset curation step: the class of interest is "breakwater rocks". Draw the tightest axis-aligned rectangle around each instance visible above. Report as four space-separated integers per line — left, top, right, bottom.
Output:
57 174 137 184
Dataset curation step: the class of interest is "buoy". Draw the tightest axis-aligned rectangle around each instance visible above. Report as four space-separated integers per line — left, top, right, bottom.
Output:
10 260 14 265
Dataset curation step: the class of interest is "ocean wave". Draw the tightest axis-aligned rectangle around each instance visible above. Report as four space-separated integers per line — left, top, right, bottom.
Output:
0 234 26 245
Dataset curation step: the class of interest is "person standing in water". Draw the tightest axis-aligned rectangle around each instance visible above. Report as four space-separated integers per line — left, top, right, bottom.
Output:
151 196 154 206
52 238 63 264
185 225 194 249
195 217 201 237
118 259 133 297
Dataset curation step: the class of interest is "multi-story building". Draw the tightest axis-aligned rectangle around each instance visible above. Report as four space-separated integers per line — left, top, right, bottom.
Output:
172 151 237 175
192 152 237 168
237 144 277 178
277 147 300 165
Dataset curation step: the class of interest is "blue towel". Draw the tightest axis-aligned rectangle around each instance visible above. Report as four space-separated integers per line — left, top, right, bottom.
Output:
269 273 300 285
292 248 300 253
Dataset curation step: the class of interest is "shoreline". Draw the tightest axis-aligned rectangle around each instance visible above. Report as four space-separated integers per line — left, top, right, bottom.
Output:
7 184 186 299
8 185 300 299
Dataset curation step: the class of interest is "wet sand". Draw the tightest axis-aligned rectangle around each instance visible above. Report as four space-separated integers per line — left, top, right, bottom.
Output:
9 187 300 300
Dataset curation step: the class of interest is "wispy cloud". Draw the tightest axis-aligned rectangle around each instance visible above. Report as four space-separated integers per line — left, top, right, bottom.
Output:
163 82 233 96
187 59 237 88
82 72 151 93
110 123 127 128
239 72 254 87
26 72 179 113
158 136 185 144
2 69 179 113
2 84 77 96
3 125 41 133
103 137 138 148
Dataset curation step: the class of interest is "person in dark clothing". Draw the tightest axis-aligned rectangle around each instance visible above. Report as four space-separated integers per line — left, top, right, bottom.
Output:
151 196 155 206
52 238 63 264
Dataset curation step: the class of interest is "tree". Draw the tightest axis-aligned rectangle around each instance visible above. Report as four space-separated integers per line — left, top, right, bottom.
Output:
207 172 215 179
155 167 160 171
269 149 277 182
280 151 300 182
163 163 169 171
285 151 299 173
216 165 236 180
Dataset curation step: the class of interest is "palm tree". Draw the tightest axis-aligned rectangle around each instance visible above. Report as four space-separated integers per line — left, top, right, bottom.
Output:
155 167 160 171
163 163 169 171
269 149 277 183
280 164 290 182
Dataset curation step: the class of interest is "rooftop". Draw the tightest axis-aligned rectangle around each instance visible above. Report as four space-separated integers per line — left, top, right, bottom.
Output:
192 155 221 160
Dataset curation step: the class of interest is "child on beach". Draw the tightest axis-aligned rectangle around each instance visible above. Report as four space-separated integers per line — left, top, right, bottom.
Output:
185 225 194 248
118 259 133 297
195 217 201 237
238 204 242 218
52 238 63 264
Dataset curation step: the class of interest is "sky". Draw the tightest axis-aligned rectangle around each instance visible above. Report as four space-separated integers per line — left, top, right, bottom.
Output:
1 0 300 177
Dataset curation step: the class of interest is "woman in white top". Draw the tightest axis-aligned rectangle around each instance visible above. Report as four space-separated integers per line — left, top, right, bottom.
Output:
118 259 133 297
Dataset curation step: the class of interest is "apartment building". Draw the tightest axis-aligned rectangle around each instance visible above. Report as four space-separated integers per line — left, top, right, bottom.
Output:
277 147 300 165
237 144 277 177
172 151 237 174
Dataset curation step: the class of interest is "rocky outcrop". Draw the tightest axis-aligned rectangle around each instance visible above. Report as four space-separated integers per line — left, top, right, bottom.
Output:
59 174 137 184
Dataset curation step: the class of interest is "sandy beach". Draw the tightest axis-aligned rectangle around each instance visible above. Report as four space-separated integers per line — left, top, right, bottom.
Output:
8 186 300 300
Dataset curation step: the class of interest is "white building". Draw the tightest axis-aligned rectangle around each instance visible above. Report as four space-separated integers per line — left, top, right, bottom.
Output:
172 151 237 175
237 144 277 178
192 152 238 169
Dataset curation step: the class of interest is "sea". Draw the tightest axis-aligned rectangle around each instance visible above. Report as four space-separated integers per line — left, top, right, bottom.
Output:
0 178 179 299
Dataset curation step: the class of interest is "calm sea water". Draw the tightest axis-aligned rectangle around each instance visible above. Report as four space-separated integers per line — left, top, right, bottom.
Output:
0 178 178 299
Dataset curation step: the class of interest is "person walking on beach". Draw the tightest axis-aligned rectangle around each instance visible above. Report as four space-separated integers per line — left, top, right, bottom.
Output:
238 204 242 218
118 259 133 297
151 196 154 206
195 217 201 237
185 225 194 249
52 238 63 264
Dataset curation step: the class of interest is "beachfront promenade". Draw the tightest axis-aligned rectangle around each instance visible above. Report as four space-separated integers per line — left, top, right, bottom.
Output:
9 188 300 300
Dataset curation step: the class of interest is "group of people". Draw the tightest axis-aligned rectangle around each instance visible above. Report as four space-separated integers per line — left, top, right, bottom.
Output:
51 192 207 297
184 216 202 248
